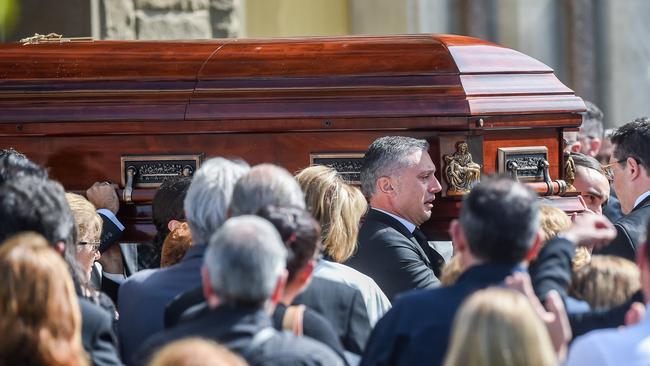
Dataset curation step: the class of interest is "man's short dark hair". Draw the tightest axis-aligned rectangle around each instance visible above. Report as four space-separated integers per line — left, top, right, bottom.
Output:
256 205 321 282
571 152 605 174
0 148 48 184
459 176 540 264
611 118 650 174
152 176 192 248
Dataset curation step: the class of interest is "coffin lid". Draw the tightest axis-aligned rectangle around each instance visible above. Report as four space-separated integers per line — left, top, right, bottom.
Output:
0 34 585 125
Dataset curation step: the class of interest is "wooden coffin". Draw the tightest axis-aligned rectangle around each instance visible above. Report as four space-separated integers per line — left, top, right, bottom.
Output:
0 34 585 241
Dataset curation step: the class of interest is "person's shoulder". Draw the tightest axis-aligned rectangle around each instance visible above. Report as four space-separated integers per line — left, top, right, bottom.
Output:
79 297 112 325
259 332 344 366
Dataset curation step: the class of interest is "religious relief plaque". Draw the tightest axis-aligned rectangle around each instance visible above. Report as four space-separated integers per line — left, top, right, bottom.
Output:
310 153 365 185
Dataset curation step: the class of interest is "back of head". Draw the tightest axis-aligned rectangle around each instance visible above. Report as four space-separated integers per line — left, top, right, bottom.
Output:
296 165 367 262
360 136 429 198
148 337 247 366
160 222 193 268
460 176 540 264
611 117 650 175
152 176 192 248
230 164 305 216
204 215 287 306
256 205 321 282
0 232 87 366
444 287 556 366
0 148 48 184
65 192 103 243
580 101 605 141
0 176 75 250
184 157 250 245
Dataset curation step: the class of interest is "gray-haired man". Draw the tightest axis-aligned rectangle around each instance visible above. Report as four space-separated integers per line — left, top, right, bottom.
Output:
346 136 445 300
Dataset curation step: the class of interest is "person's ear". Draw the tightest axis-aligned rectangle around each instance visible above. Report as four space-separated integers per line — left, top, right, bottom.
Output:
628 157 641 180
270 269 288 306
377 176 394 195
449 219 466 253
201 267 220 308
588 138 602 157
54 241 66 256
298 260 315 285
570 141 582 153
167 219 183 232
525 231 543 263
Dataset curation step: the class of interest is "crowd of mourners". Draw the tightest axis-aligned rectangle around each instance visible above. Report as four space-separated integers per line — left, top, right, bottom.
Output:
1 101 650 366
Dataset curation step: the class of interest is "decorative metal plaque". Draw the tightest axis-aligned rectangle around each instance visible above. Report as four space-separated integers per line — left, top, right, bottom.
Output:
497 146 548 182
120 154 203 188
310 153 365 184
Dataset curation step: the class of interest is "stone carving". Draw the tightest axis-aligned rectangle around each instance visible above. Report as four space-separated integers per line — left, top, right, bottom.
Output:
444 141 481 196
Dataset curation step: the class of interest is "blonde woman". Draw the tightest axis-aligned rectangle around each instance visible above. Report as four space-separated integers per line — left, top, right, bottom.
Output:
570 255 640 310
0 232 88 366
444 287 558 366
296 165 391 325
65 192 103 283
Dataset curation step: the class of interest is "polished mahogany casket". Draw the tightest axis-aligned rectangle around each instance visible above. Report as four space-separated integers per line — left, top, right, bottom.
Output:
0 34 585 242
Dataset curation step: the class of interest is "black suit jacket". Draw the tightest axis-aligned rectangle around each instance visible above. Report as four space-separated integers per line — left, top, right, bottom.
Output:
293 277 371 355
346 209 442 301
134 306 344 366
80 298 123 366
595 194 650 260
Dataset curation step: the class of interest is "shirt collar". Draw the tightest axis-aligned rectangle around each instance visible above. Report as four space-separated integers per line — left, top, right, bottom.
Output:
372 207 416 233
634 190 650 209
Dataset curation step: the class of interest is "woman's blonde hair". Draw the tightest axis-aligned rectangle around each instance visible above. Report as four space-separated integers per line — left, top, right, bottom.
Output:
65 192 102 242
570 254 640 310
0 232 88 366
149 337 247 366
538 204 591 270
295 165 367 262
444 287 556 366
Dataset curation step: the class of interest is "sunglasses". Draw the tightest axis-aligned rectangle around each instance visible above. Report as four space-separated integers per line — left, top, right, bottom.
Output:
78 241 101 253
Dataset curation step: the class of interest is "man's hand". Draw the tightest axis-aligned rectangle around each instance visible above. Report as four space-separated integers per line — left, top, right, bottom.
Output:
86 181 120 214
506 272 572 360
562 212 617 250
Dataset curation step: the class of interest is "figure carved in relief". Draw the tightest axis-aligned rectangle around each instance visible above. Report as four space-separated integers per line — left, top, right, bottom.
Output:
444 141 481 196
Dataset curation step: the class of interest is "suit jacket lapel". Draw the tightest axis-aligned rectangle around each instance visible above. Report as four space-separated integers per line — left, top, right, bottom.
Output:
368 209 432 267
632 194 650 213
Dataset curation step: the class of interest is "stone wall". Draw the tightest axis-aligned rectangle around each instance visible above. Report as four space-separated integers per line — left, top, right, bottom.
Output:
98 0 241 40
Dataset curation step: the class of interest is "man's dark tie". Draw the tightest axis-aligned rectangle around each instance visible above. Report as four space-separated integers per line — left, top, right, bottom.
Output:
412 227 444 277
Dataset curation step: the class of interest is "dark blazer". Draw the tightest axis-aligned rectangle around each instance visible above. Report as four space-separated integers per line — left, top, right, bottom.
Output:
360 263 523 366
134 306 344 366
80 298 123 366
117 244 206 365
595 194 650 261
346 209 443 301
293 277 371 355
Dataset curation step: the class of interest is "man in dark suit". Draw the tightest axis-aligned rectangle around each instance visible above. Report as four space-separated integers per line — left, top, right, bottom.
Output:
134 215 343 366
598 118 650 260
360 176 612 366
117 157 249 364
346 136 445 300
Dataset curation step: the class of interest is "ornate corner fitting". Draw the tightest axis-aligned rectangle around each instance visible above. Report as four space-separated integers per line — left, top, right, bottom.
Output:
443 141 481 196
563 152 576 191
